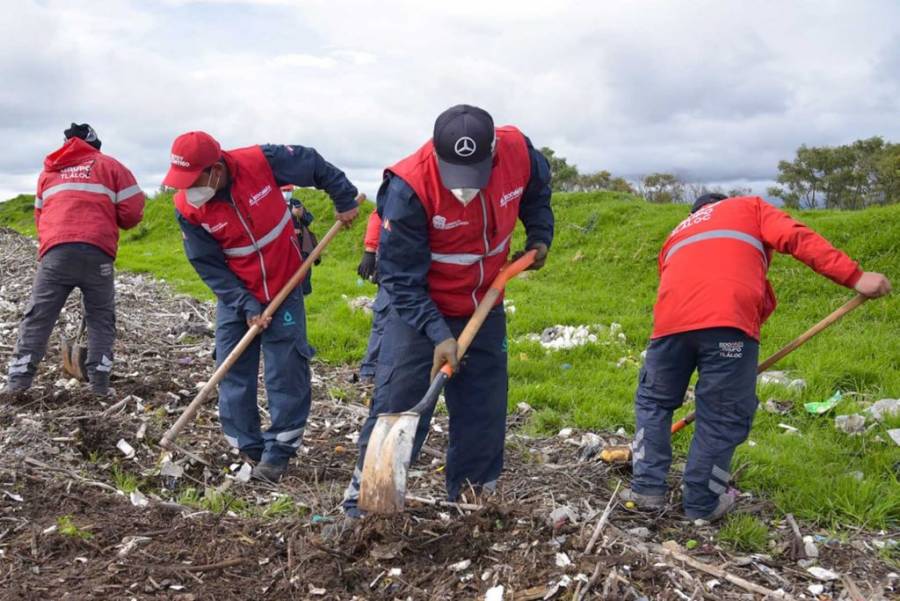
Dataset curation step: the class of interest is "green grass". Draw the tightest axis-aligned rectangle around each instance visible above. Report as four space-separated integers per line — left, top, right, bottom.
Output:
3 191 899 529
176 486 249 515
111 465 142 493
718 513 770 553
56 515 93 541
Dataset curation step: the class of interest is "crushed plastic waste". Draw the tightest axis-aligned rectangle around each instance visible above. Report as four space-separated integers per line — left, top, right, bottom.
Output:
804 391 842 415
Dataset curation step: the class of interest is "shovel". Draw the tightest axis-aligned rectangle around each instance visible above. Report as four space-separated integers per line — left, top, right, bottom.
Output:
670 293 868 435
160 218 348 450
358 249 536 515
61 309 88 381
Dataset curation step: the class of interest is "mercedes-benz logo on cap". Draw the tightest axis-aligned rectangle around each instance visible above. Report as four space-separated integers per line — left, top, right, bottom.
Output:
454 136 477 158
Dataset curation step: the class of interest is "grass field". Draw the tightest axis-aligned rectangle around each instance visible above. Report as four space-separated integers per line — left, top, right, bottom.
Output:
2 191 898 530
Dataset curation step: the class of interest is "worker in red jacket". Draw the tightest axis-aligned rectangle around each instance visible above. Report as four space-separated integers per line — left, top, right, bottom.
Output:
3 123 145 397
356 210 390 384
341 105 554 516
623 193 891 522
165 131 360 483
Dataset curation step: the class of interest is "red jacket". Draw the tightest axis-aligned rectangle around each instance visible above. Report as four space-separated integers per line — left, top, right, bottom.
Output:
35 138 145 258
364 210 382 251
388 126 531 316
174 146 302 304
653 196 862 340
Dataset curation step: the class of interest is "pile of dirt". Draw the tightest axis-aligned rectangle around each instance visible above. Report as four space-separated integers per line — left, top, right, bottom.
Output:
1 228 897 600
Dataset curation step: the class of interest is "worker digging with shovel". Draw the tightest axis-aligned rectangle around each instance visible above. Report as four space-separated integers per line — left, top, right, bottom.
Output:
163 132 361 483
622 193 891 522
337 105 554 524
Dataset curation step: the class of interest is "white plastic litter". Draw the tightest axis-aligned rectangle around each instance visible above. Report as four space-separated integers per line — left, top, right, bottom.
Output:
484 585 504 601
888 429 900 447
557 427 574 439
868 399 900 422
808 584 824 595
448 559 471 572
116 439 135 459
807 566 839 581
129 491 149 508
525 324 605 350
236 462 253 483
834 414 866 435
555 552 572 567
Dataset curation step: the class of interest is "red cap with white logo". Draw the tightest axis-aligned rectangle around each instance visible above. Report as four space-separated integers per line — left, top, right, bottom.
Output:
162 131 222 189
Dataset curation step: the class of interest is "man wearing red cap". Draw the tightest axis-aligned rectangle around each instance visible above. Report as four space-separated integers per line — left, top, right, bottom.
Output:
3 123 144 397
341 104 554 516
163 131 359 483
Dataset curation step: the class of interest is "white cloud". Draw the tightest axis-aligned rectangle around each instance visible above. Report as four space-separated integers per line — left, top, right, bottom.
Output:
0 0 898 202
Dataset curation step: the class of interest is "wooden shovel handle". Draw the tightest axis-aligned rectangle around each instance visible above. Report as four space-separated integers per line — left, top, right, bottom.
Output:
442 249 537 376
671 293 868 435
160 219 345 449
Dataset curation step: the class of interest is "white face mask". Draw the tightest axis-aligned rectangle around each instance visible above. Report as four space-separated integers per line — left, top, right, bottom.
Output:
185 169 219 208
450 188 479 205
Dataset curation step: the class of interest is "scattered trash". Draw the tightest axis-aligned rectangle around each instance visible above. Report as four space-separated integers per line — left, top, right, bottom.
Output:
802 536 819 559
763 398 792 414
129 491 149 508
524 324 605 350
599 446 632 464
868 399 900 422
448 559 471 572
516 402 533 414
834 414 866 435
557 428 574 439
310 515 333 524
159 459 184 479
705 579 720 590
628 527 651 539
388 568 402 577
777 423 800 435
308 585 326 596
685 539 699 550
758 370 806 391
807 566 840 581
116 439 136 459
555 552 572 567
2 490 24 502
344 295 374 315
484 585 504 601
576 432 602 460
235 463 252 483
888 429 900 447
807 584 824 595
804 391 842 415
548 505 579 530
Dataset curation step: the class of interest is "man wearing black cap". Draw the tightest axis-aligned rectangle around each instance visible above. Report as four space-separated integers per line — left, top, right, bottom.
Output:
2 123 145 397
341 105 554 515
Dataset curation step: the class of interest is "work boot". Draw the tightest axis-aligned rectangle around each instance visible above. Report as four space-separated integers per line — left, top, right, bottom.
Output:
251 462 288 483
0 379 31 405
620 487 667 509
689 491 737 523
89 373 111 397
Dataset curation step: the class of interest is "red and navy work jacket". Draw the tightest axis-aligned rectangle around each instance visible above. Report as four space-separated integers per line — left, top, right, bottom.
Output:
653 196 862 341
387 126 532 316
35 138 145 258
175 146 301 305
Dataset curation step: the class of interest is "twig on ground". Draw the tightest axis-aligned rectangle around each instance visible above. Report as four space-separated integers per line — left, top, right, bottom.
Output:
584 480 620 554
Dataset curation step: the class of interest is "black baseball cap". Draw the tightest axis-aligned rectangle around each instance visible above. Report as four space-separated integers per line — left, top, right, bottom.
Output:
691 192 727 213
433 104 495 189
64 123 101 150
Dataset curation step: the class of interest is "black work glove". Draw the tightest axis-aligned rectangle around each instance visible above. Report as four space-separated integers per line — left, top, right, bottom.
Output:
512 242 549 270
357 251 377 281
431 337 460 380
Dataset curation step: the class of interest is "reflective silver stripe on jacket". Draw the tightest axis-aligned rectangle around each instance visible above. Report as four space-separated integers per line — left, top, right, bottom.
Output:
430 234 512 265
664 229 767 265
222 210 292 258
39 182 144 205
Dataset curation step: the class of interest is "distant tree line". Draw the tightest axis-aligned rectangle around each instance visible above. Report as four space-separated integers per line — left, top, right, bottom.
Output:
540 136 899 210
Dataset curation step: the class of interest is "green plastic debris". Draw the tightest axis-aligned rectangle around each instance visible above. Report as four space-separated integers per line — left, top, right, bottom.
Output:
804 391 842 415
685 539 699 550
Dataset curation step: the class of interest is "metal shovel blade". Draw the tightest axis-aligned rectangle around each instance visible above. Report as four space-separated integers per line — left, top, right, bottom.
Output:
61 339 88 381
358 412 421 514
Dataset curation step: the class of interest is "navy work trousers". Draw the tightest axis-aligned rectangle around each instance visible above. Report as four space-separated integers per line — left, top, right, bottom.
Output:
215 289 313 466
632 327 759 518
344 305 508 511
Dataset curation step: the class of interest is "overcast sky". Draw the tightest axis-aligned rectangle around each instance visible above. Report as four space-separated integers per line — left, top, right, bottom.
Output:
2 0 898 201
